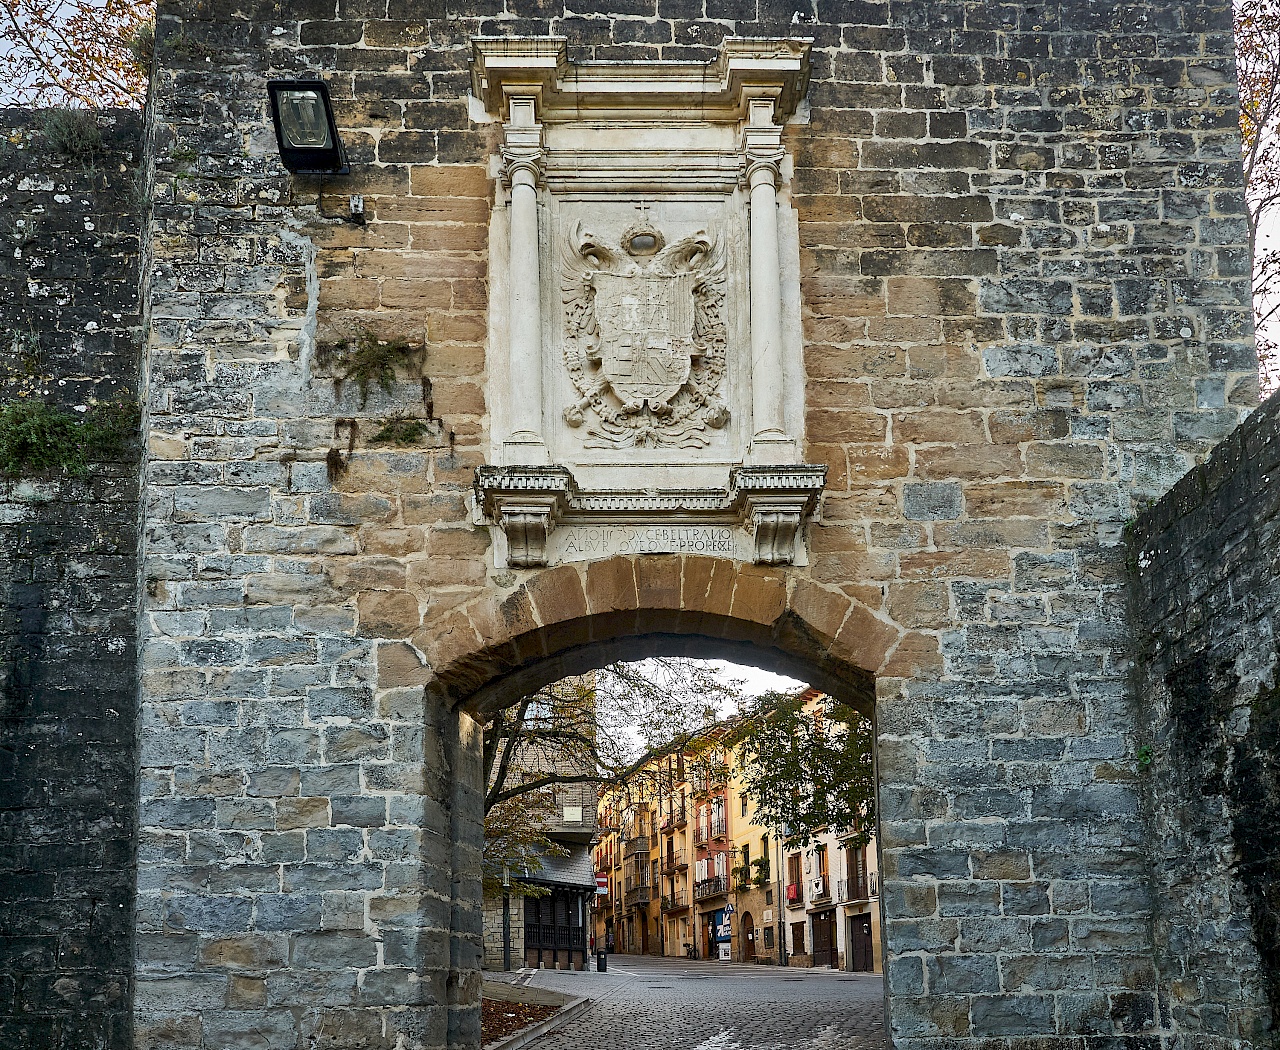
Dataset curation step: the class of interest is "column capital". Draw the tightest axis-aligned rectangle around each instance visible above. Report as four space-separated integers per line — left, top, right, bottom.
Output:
501 146 544 187
501 94 545 188
744 152 785 189
740 97 785 188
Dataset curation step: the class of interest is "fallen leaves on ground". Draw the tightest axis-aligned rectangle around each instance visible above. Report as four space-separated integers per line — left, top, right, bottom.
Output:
481 998 560 1045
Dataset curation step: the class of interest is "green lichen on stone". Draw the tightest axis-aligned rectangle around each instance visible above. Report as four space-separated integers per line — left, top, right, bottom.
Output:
0 399 139 479
316 332 421 408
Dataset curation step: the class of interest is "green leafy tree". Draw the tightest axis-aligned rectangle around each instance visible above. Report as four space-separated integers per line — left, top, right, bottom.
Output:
732 691 877 849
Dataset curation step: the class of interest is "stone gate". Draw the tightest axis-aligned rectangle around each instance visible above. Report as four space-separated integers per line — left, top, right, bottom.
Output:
1 0 1277 1047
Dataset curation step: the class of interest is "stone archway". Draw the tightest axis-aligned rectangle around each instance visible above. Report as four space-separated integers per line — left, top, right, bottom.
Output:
421 555 895 1046
421 554 914 717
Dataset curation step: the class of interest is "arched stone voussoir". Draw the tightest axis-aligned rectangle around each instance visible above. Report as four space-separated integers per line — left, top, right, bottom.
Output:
427 555 881 721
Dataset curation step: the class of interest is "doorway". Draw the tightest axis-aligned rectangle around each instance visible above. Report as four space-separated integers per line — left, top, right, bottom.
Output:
741 911 756 962
812 910 837 968
848 913 874 972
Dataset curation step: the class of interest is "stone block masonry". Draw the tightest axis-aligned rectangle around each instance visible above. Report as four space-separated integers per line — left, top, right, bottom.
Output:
1130 387 1280 1049
128 0 1263 1048
0 110 145 1050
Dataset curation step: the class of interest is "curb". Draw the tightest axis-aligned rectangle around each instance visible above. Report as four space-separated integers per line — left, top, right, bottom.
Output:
483 995 591 1050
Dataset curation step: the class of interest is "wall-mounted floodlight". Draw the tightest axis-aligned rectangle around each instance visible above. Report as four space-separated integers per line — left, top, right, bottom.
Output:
267 80 349 175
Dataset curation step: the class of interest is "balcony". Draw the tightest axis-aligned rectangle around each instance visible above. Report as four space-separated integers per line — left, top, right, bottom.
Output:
693 825 709 846
526 923 587 951
810 875 831 902
623 834 651 858
661 849 687 873
661 804 688 832
625 885 651 908
786 882 803 906
838 871 878 903
661 891 689 912
694 874 729 901
710 815 727 839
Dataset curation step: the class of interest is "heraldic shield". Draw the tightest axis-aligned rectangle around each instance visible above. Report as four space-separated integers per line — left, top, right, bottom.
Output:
561 219 728 449
592 271 696 413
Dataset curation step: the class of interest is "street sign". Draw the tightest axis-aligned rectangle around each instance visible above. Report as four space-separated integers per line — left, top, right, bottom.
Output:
723 903 735 915
596 874 608 895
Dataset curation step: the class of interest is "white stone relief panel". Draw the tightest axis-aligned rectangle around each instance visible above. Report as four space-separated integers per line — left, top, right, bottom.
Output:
472 37 822 568
544 197 750 488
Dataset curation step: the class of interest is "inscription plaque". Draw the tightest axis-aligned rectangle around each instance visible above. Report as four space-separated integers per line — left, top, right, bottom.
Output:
550 525 749 563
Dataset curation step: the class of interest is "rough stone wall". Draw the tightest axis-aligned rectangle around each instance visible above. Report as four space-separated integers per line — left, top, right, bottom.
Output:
480 895 524 971
1130 389 1280 1049
137 2 1259 1050
0 110 145 1050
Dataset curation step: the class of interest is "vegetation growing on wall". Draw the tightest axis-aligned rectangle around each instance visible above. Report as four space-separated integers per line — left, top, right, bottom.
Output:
316 332 423 408
39 108 102 164
369 411 437 446
0 399 138 479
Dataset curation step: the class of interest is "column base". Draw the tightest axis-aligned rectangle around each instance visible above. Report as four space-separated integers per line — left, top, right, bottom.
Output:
748 432 798 465
501 436 550 466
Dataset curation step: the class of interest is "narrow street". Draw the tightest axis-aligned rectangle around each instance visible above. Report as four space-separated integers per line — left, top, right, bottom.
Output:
508 955 888 1049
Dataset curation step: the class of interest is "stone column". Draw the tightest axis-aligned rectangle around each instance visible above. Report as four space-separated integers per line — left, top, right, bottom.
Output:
502 97 547 464
743 97 796 464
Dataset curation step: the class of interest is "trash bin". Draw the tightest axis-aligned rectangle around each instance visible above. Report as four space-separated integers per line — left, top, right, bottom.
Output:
596 950 607 973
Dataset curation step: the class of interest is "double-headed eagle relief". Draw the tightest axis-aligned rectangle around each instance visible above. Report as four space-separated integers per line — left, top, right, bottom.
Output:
561 213 729 449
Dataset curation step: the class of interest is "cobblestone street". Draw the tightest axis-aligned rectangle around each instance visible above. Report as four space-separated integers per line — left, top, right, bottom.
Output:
516 955 887 1049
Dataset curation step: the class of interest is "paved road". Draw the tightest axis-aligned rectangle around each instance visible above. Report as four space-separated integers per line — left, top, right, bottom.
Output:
519 954 887 1049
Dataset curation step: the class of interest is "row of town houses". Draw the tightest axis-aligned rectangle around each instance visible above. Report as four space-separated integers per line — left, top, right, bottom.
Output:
591 691 883 973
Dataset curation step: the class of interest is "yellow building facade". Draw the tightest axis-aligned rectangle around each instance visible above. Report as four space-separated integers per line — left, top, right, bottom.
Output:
592 695 882 973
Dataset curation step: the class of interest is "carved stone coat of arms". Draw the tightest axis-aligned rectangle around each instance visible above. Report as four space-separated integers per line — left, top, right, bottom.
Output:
561 218 728 449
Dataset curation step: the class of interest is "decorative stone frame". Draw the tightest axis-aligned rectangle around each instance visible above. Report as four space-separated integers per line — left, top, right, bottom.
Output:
471 36 825 569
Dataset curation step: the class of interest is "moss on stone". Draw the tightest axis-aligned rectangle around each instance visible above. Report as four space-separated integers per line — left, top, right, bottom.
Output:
316 332 422 408
369 412 434 446
0 399 139 479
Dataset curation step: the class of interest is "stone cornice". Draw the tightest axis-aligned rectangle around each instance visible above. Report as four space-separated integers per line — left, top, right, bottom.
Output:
475 464 825 567
470 36 812 124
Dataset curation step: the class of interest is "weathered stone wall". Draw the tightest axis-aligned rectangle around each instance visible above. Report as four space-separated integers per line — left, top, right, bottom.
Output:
481 895 524 971
1130 388 1280 1049
136 1 1260 1049
0 110 145 1050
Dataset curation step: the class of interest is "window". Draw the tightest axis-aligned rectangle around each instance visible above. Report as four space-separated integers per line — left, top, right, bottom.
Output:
763 926 774 948
740 794 748 817
815 844 828 876
787 853 802 886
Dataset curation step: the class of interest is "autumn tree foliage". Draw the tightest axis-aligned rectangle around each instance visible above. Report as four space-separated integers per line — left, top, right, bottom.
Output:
0 0 154 108
1236 0 1280 391
481 660 742 896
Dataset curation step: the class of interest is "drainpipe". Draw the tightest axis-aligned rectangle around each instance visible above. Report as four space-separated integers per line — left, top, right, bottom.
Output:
776 835 786 967
502 864 512 972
